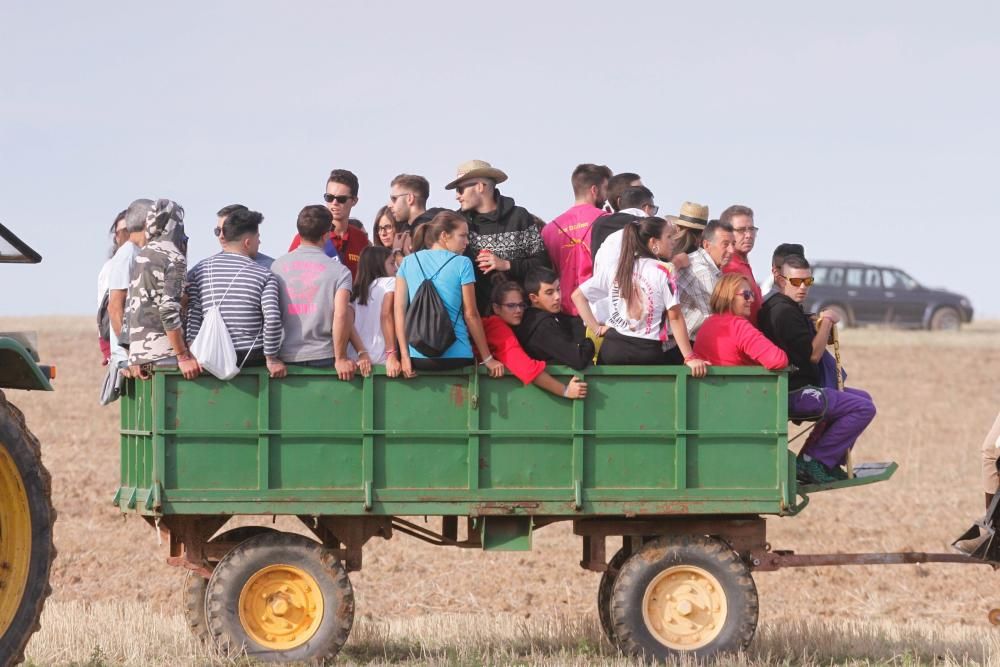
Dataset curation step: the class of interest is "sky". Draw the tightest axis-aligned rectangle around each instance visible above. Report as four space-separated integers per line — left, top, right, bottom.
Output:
1 2 997 318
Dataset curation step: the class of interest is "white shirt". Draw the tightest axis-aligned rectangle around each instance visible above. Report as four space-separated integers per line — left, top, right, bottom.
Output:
105 241 140 349
589 208 649 323
579 257 678 341
97 259 113 307
348 276 396 364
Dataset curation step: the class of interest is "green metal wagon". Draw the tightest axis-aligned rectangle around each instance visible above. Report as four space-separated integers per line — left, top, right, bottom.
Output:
117 364 919 662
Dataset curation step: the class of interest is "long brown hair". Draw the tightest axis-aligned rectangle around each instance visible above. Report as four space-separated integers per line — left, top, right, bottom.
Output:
412 211 466 250
371 206 401 248
615 217 669 313
710 273 750 315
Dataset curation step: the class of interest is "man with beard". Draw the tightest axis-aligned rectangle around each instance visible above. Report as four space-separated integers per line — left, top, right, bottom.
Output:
389 173 448 232
542 163 611 321
447 159 550 313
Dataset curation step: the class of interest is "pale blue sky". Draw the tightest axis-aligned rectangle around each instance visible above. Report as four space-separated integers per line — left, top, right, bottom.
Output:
1 2 996 317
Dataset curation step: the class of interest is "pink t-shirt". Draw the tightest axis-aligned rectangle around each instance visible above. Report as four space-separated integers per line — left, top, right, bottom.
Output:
541 204 607 316
693 313 789 370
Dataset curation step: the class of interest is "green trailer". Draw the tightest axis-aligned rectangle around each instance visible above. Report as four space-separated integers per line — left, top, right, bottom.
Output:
118 364 946 662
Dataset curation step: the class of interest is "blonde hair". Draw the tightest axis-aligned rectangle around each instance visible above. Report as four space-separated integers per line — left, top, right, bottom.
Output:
710 274 751 315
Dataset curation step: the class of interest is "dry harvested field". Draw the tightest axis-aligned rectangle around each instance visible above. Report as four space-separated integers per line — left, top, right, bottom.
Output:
4 316 1000 666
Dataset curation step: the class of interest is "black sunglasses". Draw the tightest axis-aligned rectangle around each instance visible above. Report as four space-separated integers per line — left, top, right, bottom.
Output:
323 194 352 204
456 182 480 196
213 227 222 237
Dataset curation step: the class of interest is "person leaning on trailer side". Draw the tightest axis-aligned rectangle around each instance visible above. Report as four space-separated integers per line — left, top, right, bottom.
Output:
107 199 153 370
97 208 129 365
185 209 286 378
572 217 707 376
515 267 594 370
692 274 788 370
127 199 200 380
271 205 360 381
394 211 504 378
348 246 401 378
757 254 876 485
483 281 587 399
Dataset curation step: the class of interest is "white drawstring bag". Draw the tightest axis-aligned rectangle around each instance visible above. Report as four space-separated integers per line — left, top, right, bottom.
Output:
190 263 256 380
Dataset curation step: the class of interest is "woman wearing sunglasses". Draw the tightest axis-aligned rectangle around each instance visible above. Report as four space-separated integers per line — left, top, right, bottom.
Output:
482 281 587 400
692 274 789 370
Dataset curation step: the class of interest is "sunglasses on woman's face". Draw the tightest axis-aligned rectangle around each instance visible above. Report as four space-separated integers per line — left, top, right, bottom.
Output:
323 194 352 204
737 289 754 301
782 276 815 287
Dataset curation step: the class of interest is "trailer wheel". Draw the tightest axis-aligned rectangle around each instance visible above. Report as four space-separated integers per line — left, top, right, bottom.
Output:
205 531 354 663
611 535 757 661
0 390 56 667
597 545 630 648
184 526 279 644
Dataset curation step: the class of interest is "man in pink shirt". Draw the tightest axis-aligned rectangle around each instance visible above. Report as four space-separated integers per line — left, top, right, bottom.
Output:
541 163 611 318
721 204 763 324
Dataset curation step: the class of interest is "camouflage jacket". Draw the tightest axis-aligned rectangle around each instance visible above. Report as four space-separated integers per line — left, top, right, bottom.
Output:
127 200 187 365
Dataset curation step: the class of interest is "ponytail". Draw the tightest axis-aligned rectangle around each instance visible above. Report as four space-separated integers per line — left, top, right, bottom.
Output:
614 217 668 313
412 211 466 251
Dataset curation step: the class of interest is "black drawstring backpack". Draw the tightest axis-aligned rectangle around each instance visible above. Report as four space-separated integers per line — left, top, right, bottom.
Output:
405 253 461 357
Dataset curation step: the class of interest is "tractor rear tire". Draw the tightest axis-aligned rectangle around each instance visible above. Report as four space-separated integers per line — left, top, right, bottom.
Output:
0 390 55 667
597 545 630 649
610 535 757 661
204 531 354 663
184 525 280 644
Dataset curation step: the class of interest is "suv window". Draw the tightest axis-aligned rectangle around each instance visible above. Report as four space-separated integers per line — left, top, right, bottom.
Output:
825 267 844 286
845 268 863 288
864 269 881 288
882 270 899 289
893 270 919 290
812 266 828 284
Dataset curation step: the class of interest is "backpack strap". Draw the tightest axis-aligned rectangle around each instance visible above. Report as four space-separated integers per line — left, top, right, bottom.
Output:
552 218 595 256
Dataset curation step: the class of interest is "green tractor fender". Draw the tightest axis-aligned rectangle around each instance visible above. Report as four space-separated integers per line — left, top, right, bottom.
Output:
0 335 53 391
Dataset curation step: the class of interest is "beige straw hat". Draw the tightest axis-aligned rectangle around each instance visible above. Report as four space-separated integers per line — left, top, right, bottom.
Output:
666 201 710 230
445 159 509 190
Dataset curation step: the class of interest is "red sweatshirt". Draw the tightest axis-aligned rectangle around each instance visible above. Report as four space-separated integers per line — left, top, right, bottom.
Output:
693 313 789 370
481 316 546 385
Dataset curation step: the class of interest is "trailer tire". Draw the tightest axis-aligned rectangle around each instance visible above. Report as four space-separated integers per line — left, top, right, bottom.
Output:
205 531 354 663
184 526 279 644
597 545 630 649
0 390 56 667
610 535 757 661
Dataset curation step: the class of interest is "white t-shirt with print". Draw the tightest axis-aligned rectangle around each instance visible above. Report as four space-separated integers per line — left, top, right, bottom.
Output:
348 276 396 364
579 257 677 341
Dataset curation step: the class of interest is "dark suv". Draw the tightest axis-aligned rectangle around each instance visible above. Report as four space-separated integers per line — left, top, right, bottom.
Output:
801 261 973 330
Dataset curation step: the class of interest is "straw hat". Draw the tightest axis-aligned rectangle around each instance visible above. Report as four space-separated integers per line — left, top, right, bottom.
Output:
666 201 710 230
445 159 509 190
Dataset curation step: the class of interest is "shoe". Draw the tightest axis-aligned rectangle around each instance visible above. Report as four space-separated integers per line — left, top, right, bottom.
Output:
952 528 991 556
828 465 849 481
798 457 839 485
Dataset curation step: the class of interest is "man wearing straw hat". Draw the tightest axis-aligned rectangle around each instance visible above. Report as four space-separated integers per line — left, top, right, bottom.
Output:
447 159 550 313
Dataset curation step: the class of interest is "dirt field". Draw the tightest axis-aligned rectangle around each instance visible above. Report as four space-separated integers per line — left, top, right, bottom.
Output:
5 316 1000 665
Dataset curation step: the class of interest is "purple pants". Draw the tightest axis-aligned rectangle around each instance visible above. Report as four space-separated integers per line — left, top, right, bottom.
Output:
789 386 876 468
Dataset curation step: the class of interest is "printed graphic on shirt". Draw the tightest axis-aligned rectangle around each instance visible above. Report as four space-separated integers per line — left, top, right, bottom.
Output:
469 228 545 259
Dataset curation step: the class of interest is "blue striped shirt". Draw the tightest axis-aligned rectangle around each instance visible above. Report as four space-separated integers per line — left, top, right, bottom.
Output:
185 252 282 357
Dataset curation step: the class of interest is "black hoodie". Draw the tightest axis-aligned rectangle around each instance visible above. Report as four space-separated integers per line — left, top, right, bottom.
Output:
591 211 640 261
462 191 551 312
514 307 594 370
406 207 449 233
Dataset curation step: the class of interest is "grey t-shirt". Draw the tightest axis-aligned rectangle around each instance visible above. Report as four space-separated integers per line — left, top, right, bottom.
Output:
271 245 352 362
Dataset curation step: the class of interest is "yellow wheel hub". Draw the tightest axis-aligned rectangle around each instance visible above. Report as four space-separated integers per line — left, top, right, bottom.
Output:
238 564 324 650
0 443 32 637
642 565 727 650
